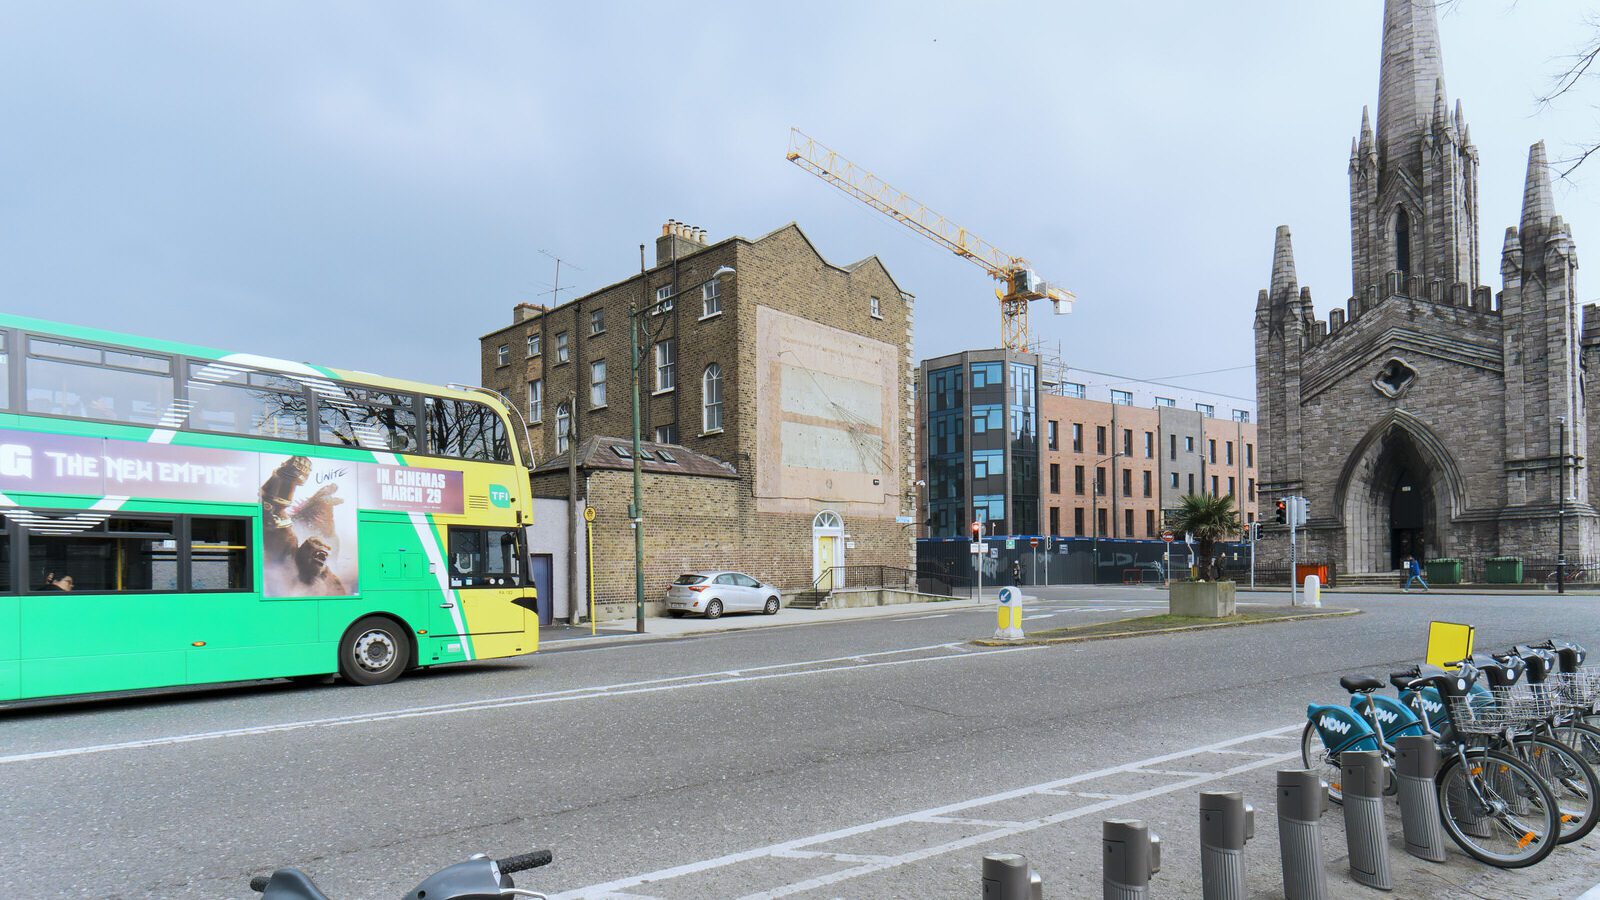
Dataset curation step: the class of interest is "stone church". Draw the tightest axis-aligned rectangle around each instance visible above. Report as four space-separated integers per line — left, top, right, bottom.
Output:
1255 0 1597 577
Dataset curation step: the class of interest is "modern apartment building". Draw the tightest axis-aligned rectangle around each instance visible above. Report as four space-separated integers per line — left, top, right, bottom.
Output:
919 349 1040 538
918 359 1257 540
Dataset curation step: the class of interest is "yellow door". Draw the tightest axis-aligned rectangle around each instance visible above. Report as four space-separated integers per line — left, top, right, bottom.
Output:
817 536 837 591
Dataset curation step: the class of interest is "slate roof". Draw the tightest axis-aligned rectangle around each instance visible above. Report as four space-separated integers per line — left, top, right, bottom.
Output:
532 435 739 479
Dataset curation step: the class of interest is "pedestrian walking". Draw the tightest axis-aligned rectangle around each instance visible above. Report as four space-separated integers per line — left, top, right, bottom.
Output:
1010 558 1022 586
1402 554 1429 592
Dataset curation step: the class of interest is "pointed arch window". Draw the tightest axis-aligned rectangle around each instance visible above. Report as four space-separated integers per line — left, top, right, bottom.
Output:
1394 206 1411 274
702 363 723 433
554 402 572 454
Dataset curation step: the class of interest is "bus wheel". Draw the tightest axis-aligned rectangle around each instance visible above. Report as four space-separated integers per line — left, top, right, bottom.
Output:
340 616 410 686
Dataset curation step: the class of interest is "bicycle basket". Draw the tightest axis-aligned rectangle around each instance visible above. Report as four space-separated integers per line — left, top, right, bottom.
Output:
1548 668 1600 710
1447 687 1557 734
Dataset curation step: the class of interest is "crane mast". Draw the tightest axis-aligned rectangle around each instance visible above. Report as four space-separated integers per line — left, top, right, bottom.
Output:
786 128 1075 351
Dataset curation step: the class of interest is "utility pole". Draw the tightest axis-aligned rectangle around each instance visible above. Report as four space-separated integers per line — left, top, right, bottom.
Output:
1249 522 1257 590
630 245 647 633
1559 416 1568 595
1289 499 1298 607
566 392 580 626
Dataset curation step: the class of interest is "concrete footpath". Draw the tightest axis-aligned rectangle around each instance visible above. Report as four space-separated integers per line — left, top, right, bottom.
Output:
540 594 998 648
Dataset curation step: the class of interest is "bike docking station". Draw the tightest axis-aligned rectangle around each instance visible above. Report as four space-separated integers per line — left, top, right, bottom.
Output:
1199 791 1253 900
981 852 1043 899
1102 819 1160 899
1340 749 1393 890
994 586 1024 641
1276 769 1329 900
1393 735 1448 862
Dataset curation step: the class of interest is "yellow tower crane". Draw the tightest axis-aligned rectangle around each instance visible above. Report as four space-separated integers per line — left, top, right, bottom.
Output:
786 128 1075 352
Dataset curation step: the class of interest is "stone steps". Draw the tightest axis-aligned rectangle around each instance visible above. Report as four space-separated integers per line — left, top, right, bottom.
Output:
788 590 830 610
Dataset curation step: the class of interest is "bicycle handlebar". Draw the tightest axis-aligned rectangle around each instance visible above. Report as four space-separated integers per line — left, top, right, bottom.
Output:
497 850 553 875
250 876 271 893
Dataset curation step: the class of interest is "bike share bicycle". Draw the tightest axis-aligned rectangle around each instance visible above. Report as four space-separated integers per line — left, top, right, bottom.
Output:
249 849 553 900
1301 660 1563 867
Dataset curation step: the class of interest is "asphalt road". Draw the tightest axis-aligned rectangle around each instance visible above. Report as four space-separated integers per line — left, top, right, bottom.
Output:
5 588 1600 898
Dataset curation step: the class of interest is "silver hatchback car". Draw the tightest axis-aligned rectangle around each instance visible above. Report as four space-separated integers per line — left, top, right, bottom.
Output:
665 571 782 619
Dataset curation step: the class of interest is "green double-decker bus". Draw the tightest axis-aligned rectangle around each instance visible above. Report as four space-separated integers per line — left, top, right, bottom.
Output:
0 313 541 702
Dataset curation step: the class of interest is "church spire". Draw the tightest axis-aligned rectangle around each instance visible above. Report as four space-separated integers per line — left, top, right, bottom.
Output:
1271 225 1298 302
1521 140 1554 245
1378 0 1446 163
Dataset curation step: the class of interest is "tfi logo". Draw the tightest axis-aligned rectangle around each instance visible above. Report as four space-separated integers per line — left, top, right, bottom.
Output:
0 444 33 478
1319 715 1351 735
488 485 511 508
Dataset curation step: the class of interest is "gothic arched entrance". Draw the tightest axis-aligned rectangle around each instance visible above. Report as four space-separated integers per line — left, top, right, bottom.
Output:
1335 412 1465 574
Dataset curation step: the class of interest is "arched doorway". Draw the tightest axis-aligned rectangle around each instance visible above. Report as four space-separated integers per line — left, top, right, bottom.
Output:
812 510 844 590
1337 413 1463 574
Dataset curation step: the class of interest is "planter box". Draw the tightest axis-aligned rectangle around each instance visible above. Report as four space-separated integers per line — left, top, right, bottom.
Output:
1485 557 1523 584
1425 559 1462 585
1169 580 1237 618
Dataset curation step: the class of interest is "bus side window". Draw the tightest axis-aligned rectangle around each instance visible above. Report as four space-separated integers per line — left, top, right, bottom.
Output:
26 514 179 593
0 517 10 591
189 517 250 591
25 338 174 426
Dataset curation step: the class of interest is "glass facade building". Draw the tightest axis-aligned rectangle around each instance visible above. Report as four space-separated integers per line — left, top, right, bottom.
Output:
919 350 1040 537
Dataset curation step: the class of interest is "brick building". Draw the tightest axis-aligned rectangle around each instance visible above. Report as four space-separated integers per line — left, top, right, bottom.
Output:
1255 0 1598 577
481 221 916 618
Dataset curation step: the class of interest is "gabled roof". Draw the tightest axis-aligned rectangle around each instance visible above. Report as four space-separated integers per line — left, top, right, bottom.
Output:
533 435 739 479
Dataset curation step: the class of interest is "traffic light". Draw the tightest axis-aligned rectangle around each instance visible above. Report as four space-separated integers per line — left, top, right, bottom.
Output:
971 520 982 538
1274 499 1286 524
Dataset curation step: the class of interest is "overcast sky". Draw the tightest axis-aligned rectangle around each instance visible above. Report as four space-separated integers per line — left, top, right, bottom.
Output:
2 1 1593 401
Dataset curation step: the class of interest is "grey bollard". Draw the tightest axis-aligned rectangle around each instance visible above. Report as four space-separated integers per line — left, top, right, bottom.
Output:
1103 819 1160 900
1199 791 1253 900
1340 750 1393 890
982 853 1043 900
1276 770 1328 900
1394 736 1448 862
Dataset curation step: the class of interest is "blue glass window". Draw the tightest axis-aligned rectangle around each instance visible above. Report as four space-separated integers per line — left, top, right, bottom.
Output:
970 362 1002 389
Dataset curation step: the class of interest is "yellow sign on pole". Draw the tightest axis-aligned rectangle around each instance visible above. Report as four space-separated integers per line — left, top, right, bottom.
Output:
585 507 597 634
1426 620 1475 669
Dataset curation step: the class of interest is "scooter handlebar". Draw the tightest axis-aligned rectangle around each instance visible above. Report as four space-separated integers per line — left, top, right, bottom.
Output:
497 850 553 875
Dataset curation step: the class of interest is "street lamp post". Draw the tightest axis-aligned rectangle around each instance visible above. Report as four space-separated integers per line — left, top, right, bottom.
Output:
1558 416 1568 595
1090 451 1124 583
629 262 735 633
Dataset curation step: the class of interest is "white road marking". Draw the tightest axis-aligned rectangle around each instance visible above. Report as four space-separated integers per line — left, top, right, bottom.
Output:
900 613 951 621
1 642 1040 765
551 724 1301 899
1022 614 1056 621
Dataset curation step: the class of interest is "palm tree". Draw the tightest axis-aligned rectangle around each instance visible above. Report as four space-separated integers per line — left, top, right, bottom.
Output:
1170 493 1241 581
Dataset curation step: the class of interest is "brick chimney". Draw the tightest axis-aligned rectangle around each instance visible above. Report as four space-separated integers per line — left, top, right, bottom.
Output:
655 219 708 266
514 302 547 323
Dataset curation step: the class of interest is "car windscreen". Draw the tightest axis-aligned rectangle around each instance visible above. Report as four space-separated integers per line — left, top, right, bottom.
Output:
673 574 707 585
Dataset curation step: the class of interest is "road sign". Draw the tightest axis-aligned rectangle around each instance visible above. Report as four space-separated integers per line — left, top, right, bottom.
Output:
583 506 596 523
1030 538 1039 549
1005 538 1016 550
970 542 984 554
1161 530 1175 543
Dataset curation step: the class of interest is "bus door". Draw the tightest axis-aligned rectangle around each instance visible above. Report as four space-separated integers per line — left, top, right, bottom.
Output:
442 525 532 658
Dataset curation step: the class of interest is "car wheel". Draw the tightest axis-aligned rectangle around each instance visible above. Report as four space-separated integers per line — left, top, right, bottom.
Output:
764 596 780 615
338 616 410 686
667 610 686 618
704 599 723 620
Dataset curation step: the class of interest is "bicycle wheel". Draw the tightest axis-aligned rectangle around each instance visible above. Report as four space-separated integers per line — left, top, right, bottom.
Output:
1513 733 1600 843
1437 747 1560 867
1556 720 1600 768
1300 720 1344 805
